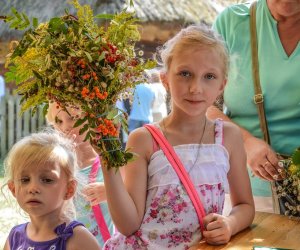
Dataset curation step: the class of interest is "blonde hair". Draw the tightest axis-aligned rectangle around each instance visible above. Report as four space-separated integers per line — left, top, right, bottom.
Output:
3 128 78 219
158 24 229 77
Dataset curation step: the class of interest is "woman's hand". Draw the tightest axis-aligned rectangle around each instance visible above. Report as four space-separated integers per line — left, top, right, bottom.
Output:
202 213 232 245
244 136 283 181
82 182 106 206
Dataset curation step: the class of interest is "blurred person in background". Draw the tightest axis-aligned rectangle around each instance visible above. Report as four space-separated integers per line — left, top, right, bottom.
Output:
149 69 168 122
128 82 155 133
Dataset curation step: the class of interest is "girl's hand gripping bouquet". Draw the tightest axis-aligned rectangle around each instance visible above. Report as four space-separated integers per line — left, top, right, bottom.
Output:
2 0 156 169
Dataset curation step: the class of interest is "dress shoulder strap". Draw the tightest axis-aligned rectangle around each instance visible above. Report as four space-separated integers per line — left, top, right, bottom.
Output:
55 221 84 238
214 119 224 145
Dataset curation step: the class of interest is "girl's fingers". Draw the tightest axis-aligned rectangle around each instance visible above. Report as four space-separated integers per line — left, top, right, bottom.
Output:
82 188 93 196
203 229 228 245
203 228 222 238
204 214 224 231
205 238 228 245
203 213 217 229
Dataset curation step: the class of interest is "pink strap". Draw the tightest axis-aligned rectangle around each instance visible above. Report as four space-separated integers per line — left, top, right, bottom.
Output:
144 124 206 232
152 136 160 153
89 157 111 242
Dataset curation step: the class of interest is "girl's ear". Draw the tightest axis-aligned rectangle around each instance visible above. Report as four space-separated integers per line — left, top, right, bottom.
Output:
64 179 77 200
160 72 169 92
218 78 227 93
8 181 16 197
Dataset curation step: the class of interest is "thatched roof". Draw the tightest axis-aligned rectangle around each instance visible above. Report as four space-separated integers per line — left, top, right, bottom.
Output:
0 0 243 41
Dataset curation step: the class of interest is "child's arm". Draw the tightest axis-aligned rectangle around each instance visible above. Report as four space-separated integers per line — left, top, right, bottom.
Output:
68 225 101 250
203 122 255 245
101 127 151 236
3 238 10 250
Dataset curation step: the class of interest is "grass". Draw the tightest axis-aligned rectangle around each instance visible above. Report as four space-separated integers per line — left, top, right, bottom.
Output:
0 177 28 249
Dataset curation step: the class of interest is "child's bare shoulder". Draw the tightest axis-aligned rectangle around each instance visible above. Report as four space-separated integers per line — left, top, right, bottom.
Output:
126 126 156 160
67 225 100 250
127 126 154 147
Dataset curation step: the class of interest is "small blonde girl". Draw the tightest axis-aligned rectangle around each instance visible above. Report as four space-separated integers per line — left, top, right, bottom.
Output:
46 103 114 247
3 129 100 250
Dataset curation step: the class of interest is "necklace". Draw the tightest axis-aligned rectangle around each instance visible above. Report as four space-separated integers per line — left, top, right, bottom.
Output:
162 117 207 170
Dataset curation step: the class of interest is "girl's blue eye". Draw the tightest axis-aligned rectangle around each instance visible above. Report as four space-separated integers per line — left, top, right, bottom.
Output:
205 73 216 80
55 116 62 124
42 178 54 184
20 177 30 183
179 71 191 77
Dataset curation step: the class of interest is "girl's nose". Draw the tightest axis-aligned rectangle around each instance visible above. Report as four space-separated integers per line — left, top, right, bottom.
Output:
28 181 41 194
57 125 70 135
189 79 203 93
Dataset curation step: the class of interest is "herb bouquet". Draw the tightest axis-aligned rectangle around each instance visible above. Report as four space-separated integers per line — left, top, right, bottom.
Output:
275 148 300 217
2 0 155 169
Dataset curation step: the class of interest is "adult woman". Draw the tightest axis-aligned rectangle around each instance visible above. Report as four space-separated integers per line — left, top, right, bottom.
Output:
207 0 300 213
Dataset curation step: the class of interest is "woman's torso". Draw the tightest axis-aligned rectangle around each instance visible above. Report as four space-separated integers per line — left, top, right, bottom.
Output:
214 0 300 156
214 0 300 197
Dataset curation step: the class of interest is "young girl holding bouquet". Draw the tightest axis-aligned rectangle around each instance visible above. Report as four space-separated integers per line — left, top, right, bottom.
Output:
3 130 100 250
47 103 115 247
102 24 255 249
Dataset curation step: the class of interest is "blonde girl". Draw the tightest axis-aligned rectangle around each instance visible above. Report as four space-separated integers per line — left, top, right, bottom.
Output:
46 103 114 247
100 24 255 249
3 129 100 250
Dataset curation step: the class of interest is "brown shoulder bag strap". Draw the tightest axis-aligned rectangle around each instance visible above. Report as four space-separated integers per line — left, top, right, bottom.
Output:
250 2 281 214
250 1 271 144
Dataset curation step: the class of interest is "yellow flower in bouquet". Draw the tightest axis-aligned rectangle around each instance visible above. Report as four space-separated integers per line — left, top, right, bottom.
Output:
2 0 156 169
276 148 300 217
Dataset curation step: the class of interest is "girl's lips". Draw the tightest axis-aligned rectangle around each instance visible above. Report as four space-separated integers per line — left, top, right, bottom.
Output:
186 99 204 104
27 200 42 204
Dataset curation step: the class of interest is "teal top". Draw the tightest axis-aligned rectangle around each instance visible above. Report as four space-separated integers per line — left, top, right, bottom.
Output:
75 159 114 246
213 0 300 196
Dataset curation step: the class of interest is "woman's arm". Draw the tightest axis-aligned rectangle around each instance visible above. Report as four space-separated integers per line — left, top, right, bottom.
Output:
101 127 151 236
207 105 280 181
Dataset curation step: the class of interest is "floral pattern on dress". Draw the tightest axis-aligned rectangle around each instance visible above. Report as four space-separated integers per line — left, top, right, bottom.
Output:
160 227 193 249
104 230 149 250
198 183 225 214
143 186 188 225
104 120 229 249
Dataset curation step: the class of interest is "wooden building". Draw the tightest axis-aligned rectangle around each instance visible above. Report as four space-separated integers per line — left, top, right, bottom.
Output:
0 0 243 66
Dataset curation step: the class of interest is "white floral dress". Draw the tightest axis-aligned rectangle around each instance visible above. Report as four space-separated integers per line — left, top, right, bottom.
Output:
104 119 229 250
